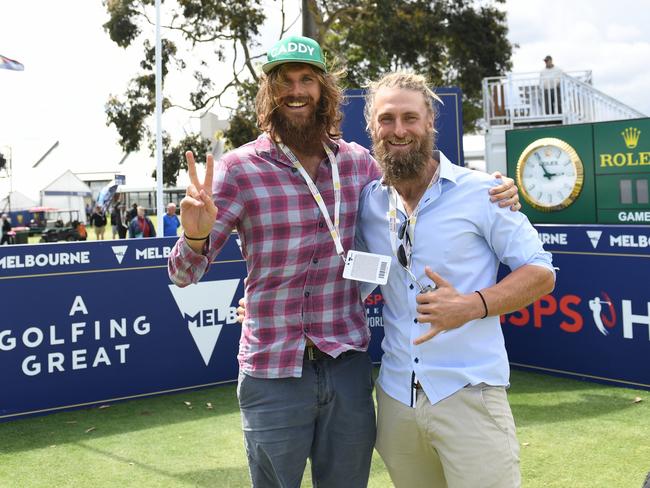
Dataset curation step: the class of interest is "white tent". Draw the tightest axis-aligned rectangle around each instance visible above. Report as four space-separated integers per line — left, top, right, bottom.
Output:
0 191 38 212
40 170 93 223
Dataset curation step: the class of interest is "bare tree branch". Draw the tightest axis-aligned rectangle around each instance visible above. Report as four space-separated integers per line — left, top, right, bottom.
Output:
167 77 239 113
280 0 287 35
240 39 260 83
319 5 363 37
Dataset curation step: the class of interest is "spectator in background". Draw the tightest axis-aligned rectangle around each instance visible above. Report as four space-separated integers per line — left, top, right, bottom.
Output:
1 213 12 245
110 204 119 239
111 203 128 239
127 203 138 222
89 205 107 240
128 206 156 238
85 202 92 222
541 55 563 115
163 202 181 237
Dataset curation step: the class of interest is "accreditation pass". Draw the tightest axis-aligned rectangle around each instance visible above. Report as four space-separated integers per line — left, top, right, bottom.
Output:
342 250 391 285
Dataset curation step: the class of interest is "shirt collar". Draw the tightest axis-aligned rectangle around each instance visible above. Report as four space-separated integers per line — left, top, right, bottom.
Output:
437 150 458 186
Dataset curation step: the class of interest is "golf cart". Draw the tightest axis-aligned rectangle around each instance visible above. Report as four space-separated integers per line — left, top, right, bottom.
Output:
37 209 87 242
28 206 58 235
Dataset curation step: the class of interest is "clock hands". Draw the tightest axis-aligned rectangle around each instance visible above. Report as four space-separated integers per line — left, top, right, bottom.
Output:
539 161 558 180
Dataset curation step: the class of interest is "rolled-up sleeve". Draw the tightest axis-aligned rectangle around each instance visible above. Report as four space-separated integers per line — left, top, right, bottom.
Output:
481 185 555 278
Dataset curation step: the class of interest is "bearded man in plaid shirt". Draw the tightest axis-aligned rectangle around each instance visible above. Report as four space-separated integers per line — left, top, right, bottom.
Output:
168 35 519 488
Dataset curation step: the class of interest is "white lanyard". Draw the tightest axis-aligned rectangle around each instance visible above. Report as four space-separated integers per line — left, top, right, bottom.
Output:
279 142 345 258
387 164 440 259
388 187 419 260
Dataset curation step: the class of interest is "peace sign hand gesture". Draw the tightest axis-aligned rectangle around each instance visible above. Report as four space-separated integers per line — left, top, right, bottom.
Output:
180 151 217 249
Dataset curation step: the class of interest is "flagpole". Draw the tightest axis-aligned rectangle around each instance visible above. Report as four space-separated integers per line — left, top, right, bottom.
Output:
154 0 164 236
8 147 12 214
0 54 24 214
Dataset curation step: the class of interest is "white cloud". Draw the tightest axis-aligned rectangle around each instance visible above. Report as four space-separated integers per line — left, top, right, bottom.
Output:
606 24 643 43
507 0 650 115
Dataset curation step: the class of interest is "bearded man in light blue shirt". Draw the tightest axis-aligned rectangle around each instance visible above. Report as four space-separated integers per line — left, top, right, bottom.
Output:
357 72 556 488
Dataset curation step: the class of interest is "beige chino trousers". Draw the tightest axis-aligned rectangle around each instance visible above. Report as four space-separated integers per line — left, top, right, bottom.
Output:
376 382 521 488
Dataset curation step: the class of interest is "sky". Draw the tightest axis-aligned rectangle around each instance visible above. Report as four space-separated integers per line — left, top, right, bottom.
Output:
1 0 649 202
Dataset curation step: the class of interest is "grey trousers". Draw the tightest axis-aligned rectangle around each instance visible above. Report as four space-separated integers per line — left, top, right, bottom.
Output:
237 351 376 488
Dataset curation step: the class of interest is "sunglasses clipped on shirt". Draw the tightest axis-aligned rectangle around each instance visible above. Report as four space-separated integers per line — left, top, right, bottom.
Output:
396 218 435 294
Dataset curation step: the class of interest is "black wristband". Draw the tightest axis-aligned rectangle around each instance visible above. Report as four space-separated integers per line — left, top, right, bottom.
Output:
475 290 488 319
184 232 209 241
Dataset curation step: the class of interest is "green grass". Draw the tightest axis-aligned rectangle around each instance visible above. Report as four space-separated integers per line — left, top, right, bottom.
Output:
0 369 648 487
510 369 650 487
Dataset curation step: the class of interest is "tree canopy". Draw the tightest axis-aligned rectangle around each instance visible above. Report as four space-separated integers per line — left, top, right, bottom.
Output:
103 0 513 184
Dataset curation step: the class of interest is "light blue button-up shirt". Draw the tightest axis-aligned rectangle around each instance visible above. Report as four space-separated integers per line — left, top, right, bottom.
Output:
357 151 554 407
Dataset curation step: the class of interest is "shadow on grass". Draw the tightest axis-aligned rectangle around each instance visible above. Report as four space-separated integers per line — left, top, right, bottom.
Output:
509 367 649 395
0 383 241 454
168 468 252 488
509 370 649 427
512 392 641 427
76 442 251 488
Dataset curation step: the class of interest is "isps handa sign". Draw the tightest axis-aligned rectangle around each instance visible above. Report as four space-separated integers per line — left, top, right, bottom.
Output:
500 224 650 389
507 117 650 225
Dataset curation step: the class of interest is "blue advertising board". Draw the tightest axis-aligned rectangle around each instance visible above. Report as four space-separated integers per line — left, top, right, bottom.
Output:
342 87 465 165
0 237 386 421
0 237 246 421
501 224 650 389
2 228 648 421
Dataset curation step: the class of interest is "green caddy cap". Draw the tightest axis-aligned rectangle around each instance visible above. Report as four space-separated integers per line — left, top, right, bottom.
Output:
262 35 327 74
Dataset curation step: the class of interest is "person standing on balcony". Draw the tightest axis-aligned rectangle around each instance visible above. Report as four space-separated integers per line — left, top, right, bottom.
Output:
541 55 563 115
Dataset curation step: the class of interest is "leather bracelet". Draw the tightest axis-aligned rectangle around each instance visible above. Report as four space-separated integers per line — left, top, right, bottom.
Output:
475 290 488 319
184 232 209 241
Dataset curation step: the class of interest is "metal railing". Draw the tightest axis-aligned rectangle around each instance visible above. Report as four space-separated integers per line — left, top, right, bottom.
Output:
482 71 645 128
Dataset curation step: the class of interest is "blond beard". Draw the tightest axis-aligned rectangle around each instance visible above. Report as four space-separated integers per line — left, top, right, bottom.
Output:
373 132 434 185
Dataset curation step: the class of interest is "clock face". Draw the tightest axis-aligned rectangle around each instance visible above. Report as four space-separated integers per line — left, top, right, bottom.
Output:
516 137 584 212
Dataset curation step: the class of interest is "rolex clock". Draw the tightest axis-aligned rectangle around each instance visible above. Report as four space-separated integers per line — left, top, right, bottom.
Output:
516 137 584 212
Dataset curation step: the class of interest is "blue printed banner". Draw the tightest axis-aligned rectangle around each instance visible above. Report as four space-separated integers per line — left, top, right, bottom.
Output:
0 236 386 421
0 237 245 421
3 223 649 422
534 224 650 254
502 224 650 389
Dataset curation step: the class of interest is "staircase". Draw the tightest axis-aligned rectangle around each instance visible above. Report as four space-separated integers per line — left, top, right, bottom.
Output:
481 70 645 174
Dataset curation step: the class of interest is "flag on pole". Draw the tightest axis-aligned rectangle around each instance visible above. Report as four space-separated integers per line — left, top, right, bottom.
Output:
0 54 24 71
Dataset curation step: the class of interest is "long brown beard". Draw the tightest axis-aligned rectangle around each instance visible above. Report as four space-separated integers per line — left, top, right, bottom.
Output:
271 98 328 155
373 131 434 185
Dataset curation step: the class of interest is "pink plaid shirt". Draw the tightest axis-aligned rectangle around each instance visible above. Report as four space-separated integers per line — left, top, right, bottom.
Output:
168 134 381 378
